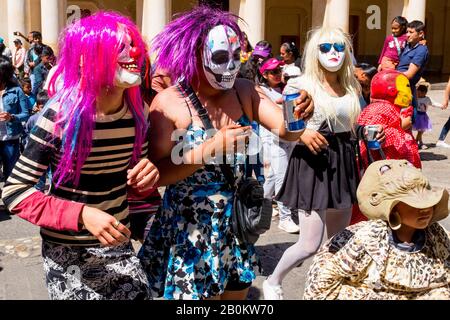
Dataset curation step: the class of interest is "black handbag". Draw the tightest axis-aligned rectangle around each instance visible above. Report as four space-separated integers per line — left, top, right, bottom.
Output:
178 82 272 245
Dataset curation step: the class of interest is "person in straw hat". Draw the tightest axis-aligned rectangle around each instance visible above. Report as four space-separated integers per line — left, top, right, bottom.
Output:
304 159 450 300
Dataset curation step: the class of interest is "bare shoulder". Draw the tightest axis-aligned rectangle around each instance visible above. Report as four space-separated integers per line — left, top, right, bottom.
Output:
150 85 189 124
234 78 259 117
234 78 257 95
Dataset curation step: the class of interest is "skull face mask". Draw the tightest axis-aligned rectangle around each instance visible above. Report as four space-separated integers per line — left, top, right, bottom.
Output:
114 25 142 89
202 25 241 90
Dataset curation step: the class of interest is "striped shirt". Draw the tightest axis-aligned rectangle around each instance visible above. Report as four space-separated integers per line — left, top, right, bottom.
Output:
2 103 149 245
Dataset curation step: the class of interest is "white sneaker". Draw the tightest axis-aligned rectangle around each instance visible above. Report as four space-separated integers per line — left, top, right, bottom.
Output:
272 206 279 217
263 278 284 300
278 218 300 234
436 140 450 148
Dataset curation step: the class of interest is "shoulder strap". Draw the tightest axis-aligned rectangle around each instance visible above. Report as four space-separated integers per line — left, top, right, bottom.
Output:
178 81 215 138
393 36 402 57
178 81 237 187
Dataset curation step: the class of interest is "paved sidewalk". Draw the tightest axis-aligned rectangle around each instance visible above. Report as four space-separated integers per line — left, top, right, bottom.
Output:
1 89 450 300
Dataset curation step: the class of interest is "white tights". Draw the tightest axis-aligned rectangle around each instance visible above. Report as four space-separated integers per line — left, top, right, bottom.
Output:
267 208 352 286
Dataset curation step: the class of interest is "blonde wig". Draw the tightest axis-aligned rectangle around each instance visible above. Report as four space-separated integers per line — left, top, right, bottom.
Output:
300 27 361 130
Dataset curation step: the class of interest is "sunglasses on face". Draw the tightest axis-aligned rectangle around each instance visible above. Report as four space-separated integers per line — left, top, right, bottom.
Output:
268 68 282 75
318 43 346 53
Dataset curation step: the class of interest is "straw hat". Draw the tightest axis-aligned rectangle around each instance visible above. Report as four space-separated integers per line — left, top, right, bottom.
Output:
357 160 449 230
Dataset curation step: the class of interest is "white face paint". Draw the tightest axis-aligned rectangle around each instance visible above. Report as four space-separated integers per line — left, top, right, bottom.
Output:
318 43 346 73
114 26 142 89
202 25 241 90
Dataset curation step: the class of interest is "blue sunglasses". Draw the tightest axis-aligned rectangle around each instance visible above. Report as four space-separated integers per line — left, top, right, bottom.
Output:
319 43 346 53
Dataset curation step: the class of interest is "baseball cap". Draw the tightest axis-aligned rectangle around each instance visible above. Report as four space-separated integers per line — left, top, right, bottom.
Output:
252 44 271 58
259 58 284 74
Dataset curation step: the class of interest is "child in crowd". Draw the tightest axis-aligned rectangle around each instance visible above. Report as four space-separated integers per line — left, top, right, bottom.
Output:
20 78 36 111
25 90 48 137
414 83 440 149
357 70 421 169
25 90 49 190
304 160 450 300
378 16 408 71
354 63 377 107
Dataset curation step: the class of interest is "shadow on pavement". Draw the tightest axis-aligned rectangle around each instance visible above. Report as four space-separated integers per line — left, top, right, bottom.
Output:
248 286 262 300
256 242 298 276
0 207 12 222
420 150 448 162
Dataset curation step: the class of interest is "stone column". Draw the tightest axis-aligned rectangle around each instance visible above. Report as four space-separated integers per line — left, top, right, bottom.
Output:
404 0 427 22
324 0 350 32
136 0 143 30
386 0 406 36
312 0 327 28
241 0 265 46
40 0 67 50
7 0 27 47
141 0 171 45
442 2 450 74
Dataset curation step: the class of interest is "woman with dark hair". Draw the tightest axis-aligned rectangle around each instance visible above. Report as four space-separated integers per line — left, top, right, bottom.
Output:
0 57 30 181
354 62 377 106
378 16 408 71
280 42 301 70
239 40 272 82
240 32 253 64
257 58 300 234
0 37 12 60
12 39 26 79
133 6 314 300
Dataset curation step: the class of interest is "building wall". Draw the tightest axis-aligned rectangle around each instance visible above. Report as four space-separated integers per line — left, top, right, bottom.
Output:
172 0 198 16
426 0 449 77
0 1 8 44
443 0 450 75
68 0 137 19
27 0 42 34
350 0 387 66
265 0 312 55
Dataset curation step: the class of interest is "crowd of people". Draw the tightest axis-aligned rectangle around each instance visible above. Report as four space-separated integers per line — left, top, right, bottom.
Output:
0 5 449 301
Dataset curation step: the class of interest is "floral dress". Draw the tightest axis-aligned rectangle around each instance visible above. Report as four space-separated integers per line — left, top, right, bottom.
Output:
138 115 261 300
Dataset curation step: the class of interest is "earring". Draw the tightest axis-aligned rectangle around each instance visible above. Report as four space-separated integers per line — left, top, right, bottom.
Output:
389 211 402 230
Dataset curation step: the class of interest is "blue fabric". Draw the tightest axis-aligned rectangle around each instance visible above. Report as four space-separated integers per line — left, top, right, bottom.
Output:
32 63 49 96
359 95 368 110
439 117 450 141
397 44 429 87
26 94 36 110
138 114 260 300
0 140 21 180
246 121 265 183
1 85 30 137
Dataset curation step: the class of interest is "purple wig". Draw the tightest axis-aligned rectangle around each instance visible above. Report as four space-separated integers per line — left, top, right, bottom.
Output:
151 5 245 85
49 11 148 186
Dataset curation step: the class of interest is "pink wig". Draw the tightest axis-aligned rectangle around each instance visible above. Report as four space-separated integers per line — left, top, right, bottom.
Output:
48 11 148 186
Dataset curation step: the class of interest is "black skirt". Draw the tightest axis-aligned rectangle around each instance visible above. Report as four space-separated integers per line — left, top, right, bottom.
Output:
275 121 359 211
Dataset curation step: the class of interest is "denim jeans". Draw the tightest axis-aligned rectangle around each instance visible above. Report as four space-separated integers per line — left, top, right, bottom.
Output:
439 117 450 141
0 139 21 180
